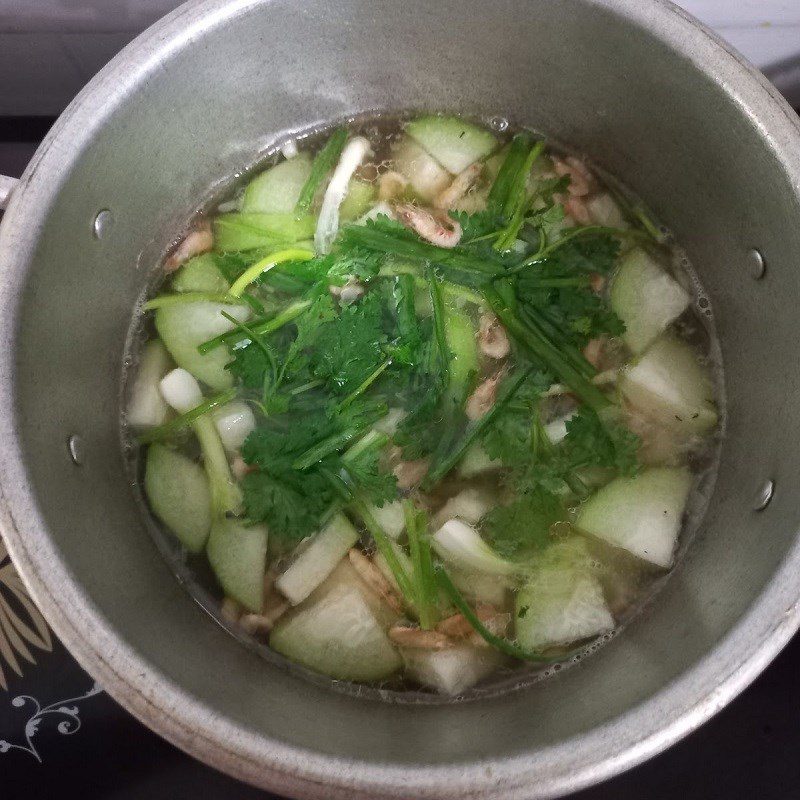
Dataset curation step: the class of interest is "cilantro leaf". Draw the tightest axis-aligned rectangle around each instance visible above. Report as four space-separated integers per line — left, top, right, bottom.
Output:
242 468 333 541
561 409 640 476
342 442 397 506
481 489 565 559
449 209 504 242
227 340 274 390
311 291 387 395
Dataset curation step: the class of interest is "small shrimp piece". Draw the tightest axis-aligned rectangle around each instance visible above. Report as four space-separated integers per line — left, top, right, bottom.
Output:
394 203 462 248
434 162 483 210
583 337 605 369
388 625 453 650
220 597 242 625
393 457 429 490
348 549 404 614
231 455 251 481
339 277 365 305
378 170 409 202
563 196 591 225
468 612 512 647
164 222 213 271
553 155 594 197
589 272 606 294
466 373 504 421
436 604 502 638
479 313 511 360
239 610 286 636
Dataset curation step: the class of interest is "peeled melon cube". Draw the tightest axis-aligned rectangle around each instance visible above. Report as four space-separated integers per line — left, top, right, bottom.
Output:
406 116 497 174
171 253 230 294
339 178 377 221
241 153 312 213
515 540 613 649
127 339 172 428
271 560 401 682
212 212 317 251
586 193 628 229
206 517 268 612
433 487 495 529
402 644 503 695
619 335 717 435
448 567 512 608
276 513 360 605
211 401 256 454
367 500 406 540
392 137 451 202
576 466 691 568
611 249 690 354
144 444 211 553
154 300 250 391
457 443 502 478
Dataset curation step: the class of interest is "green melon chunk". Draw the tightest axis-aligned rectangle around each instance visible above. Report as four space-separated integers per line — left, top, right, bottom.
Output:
212 213 316 251
154 300 250 391
271 560 401 682
611 249 690 354
144 444 211 553
392 136 451 202
576 467 692 568
172 253 230 294
241 154 313 214
619 335 718 435
207 517 268 612
515 539 613 649
406 116 498 174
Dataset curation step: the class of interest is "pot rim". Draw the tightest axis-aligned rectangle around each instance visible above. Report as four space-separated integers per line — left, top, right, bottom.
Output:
1 1 799 797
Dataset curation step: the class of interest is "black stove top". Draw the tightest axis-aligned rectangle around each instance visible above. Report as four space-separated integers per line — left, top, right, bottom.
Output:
1 121 798 800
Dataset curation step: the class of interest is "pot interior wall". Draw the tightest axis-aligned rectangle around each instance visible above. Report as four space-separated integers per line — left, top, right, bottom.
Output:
4 0 800 784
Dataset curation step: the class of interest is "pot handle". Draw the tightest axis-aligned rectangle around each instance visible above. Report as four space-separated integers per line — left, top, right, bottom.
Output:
0 175 19 212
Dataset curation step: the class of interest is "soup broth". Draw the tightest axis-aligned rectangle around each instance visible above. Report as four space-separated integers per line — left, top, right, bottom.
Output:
126 114 721 697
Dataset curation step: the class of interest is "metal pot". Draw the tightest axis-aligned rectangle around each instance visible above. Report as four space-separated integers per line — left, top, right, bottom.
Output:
1 0 799 797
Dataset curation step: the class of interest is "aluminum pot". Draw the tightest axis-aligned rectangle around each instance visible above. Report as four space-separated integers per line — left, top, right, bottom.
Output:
1 0 799 797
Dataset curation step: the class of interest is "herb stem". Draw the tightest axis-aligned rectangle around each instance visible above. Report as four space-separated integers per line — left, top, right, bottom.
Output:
352 496 417 606
404 501 438 629
483 286 610 410
228 248 315 297
423 368 532 487
197 298 311 354
294 128 348 217
427 270 451 389
434 566 568 662
338 358 392 411
136 389 236 444
143 292 237 310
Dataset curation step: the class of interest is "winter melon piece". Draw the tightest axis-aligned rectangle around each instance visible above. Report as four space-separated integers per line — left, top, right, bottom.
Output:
406 116 498 174
271 560 401 682
576 466 692 568
515 539 613 650
241 153 313 213
402 644 504 695
154 300 250 391
212 212 317 251
275 513 360 605
171 253 230 294
611 249 690 354
392 136 451 202
127 340 172 428
619 335 717 435
206 517 268 612
339 178 377 221
144 444 211 553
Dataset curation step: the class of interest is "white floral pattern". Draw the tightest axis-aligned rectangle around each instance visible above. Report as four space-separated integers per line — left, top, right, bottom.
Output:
0 682 103 762
0 540 52 690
